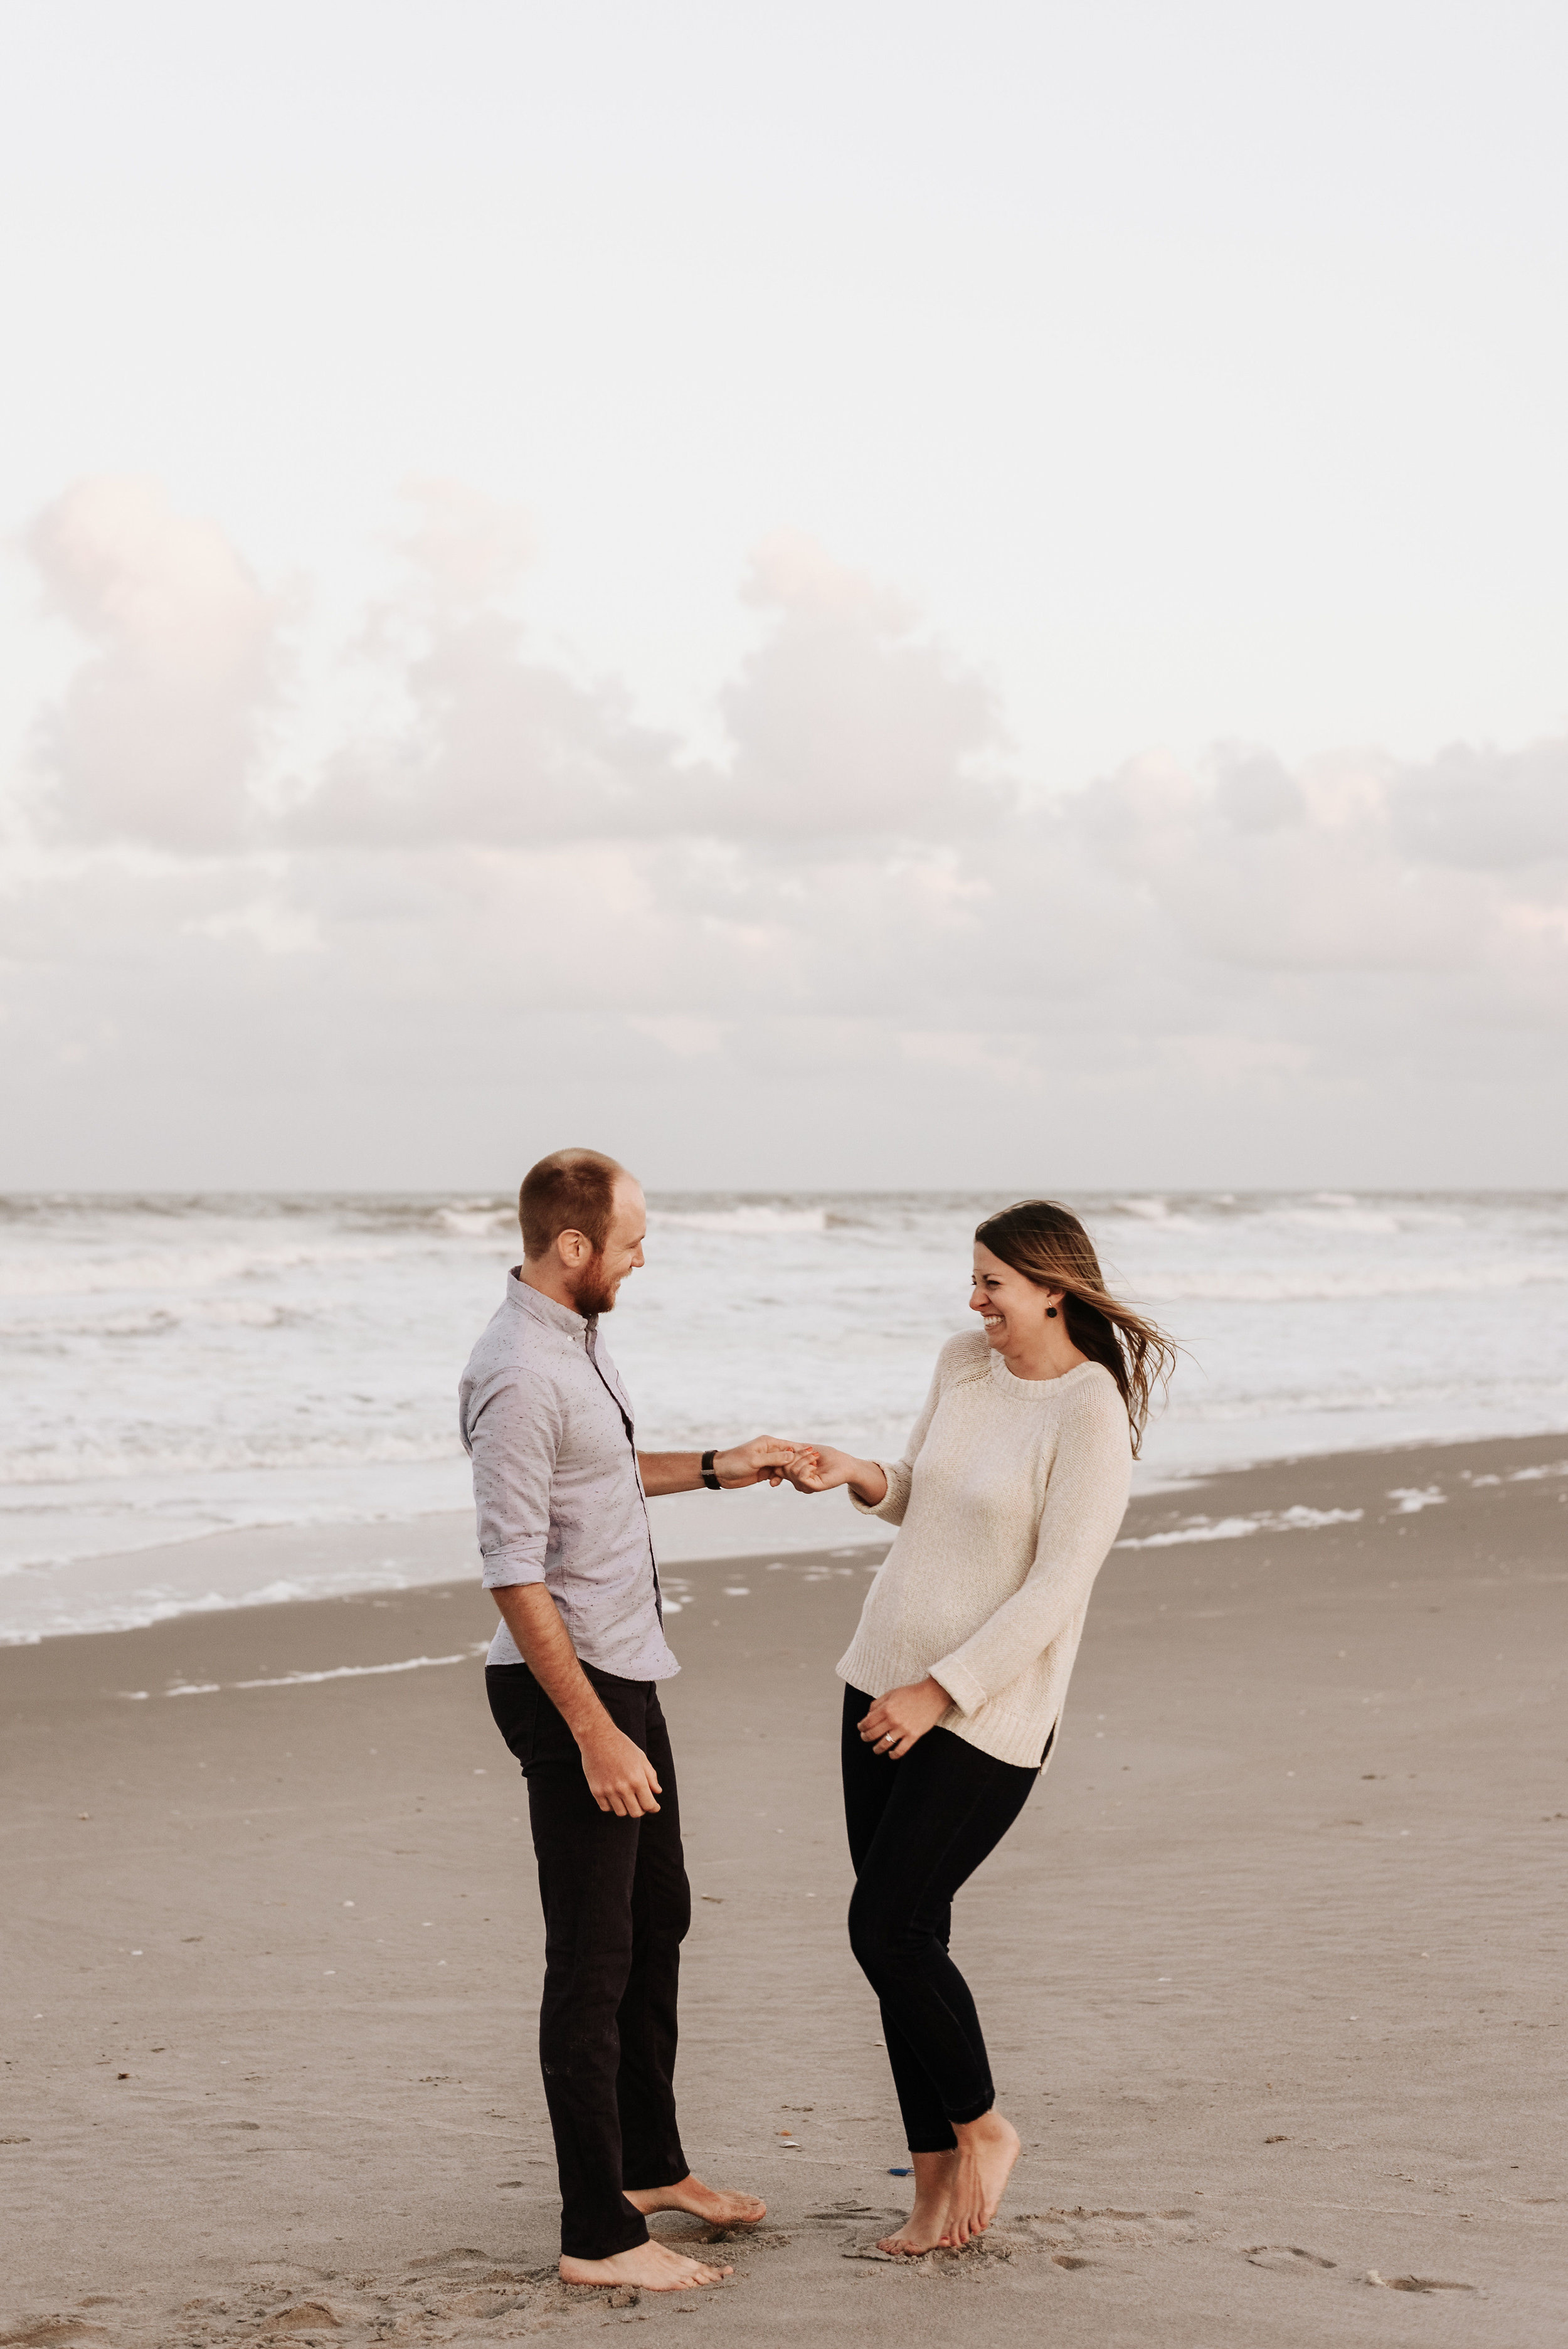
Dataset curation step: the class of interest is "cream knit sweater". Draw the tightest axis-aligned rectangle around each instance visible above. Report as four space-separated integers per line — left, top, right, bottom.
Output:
837 1331 1132 1769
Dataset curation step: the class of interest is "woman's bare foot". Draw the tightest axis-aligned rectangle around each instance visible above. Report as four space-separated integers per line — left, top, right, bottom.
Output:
558 2241 732 2292
941 2111 1020 2247
623 2172 766 2228
876 2149 955 2256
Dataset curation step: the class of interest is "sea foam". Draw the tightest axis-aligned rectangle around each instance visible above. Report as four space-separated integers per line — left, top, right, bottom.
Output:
2 1186 1565 1638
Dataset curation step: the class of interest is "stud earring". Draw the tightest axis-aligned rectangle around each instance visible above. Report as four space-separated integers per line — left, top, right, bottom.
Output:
1046 1305 1058 1318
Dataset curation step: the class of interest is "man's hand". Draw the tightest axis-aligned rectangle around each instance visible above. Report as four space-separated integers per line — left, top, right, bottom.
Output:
712 1435 812 1488
492 1584 662 1816
581 1720 664 1816
859 1676 952 1759
637 1439 813 1495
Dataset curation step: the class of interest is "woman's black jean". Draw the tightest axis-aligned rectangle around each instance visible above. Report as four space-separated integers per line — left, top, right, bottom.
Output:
842 1684 1043 2152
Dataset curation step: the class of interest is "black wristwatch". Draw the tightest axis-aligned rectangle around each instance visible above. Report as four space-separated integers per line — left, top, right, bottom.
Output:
700 1449 722 1490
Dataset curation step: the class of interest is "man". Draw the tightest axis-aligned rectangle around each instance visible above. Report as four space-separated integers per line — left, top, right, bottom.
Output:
460 1147 799 2294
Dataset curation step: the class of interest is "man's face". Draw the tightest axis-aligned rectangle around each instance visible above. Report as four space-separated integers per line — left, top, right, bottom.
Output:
570 1178 647 1318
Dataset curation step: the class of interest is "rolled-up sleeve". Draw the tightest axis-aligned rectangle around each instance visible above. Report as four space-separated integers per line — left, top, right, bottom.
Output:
462 1367 563 1588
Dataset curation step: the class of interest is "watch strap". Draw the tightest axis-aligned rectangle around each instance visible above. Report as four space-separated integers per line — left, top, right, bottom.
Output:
700 1448 722 1490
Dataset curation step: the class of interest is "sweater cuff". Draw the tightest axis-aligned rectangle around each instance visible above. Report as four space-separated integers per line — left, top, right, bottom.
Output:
849 1465 896 1519
930 1653 987 1717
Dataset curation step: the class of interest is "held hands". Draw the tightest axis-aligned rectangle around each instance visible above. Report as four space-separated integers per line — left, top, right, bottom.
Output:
783 1446 888 1506
581 1721 664 1816
713 1436 816 1488
695 1436 887 1502
859 1676 951 1758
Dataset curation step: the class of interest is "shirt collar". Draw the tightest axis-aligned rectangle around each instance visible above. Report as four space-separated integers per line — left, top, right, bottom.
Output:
507 1267 595 1346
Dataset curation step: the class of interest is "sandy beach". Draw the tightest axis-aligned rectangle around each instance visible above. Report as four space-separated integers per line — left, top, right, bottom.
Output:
3 1433 1564 2347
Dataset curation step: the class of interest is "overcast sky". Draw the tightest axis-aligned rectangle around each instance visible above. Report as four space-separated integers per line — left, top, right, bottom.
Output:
3 0 1565 1190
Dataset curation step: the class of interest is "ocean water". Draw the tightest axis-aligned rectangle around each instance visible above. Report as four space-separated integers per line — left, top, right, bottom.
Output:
3 1189 1565 1642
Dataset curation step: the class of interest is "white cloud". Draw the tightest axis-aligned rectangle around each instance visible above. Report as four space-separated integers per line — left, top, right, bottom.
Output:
898 1029 1042 1088
718 533 1009 836
629 1015 729 1058
393 477 536 608
287 509 1007 849
25 477 285 849
294 480 693 847
1387 738 1568 869
4 479 1566 1188
1067 745 1567 994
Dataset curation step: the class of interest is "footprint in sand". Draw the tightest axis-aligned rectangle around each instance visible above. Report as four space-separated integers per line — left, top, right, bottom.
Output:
1245 2245 1335 2274
1364 2271 1475 2293
0 2326 112 2347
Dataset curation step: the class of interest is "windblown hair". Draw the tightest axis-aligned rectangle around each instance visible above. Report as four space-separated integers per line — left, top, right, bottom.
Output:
519 1148 626 1261
973 1199 1176 1457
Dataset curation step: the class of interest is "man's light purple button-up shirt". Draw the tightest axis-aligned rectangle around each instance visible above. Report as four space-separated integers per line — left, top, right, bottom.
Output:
458 1273 679 1680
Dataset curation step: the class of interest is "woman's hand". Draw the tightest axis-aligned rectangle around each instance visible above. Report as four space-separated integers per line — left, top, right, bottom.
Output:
785 1446 889 1506
859 1676 951 1758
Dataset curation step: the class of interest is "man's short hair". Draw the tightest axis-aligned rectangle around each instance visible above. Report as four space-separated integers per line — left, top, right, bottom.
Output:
519 1148 627 1261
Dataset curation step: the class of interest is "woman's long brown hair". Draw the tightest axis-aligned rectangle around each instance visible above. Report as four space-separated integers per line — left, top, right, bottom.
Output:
973 1199 1177 1457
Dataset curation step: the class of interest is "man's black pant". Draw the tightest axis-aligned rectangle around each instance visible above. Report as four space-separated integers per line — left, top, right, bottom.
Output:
487 1660 691 2260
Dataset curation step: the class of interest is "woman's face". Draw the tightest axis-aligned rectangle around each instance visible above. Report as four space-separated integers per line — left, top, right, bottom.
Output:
969 1240 1061 1349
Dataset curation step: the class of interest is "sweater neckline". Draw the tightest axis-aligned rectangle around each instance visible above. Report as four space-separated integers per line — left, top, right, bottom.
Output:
985 1350 1104 1399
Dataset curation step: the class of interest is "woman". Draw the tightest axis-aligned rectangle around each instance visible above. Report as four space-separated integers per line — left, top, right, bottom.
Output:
788 1199 1174 2256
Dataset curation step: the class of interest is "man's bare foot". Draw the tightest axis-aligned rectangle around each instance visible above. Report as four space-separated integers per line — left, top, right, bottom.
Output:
941 2111 1020 2247
558 2241 732 2293
623 2172 766 2229
876 2149 955 2256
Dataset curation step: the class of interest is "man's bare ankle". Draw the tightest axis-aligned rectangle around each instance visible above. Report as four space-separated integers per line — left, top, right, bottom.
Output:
558 2241 731 2291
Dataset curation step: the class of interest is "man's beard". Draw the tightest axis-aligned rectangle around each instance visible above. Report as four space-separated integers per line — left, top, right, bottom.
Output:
569 1254 618 1320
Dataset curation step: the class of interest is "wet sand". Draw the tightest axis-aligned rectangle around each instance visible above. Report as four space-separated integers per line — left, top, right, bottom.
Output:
2 1434 1565 2346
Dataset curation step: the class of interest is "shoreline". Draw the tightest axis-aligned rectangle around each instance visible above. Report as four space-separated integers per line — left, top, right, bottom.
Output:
4 1424 1565 1650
